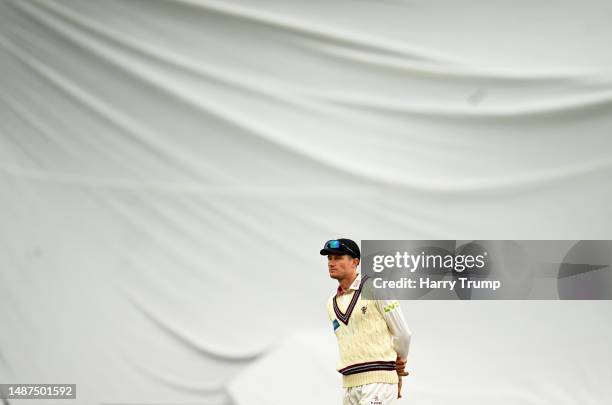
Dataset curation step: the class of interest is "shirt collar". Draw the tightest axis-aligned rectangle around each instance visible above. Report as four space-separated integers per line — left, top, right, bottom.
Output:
336 272 361 296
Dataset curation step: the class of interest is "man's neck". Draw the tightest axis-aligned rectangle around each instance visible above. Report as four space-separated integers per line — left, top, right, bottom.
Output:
339 271 358 292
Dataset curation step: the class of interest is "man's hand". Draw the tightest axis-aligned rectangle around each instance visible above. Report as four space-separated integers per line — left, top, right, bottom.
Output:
396 355 409 399
396 356 409 376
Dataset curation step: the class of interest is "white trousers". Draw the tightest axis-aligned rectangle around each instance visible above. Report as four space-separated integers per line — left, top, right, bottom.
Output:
343 383 397 405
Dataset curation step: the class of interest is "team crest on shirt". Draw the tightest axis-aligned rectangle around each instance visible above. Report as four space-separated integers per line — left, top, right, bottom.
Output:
361 305 367 314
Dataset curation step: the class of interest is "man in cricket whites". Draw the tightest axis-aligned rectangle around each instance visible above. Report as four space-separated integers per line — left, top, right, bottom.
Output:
322 238 412 405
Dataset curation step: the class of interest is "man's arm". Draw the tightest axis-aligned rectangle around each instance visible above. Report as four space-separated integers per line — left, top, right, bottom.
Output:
375 300 412 363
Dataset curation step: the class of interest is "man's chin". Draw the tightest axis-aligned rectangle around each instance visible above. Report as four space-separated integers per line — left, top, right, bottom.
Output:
329 273 340 280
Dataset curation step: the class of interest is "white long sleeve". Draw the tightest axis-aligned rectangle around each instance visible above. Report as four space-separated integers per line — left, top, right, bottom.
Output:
375 300 412 359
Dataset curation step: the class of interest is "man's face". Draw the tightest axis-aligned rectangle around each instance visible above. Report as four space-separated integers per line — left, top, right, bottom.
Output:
327 254 358 280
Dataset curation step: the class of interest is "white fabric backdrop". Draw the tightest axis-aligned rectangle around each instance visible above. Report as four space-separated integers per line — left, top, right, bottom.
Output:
1 1 611 404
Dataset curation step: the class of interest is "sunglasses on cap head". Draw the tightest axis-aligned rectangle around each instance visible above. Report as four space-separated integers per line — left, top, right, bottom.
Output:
325 239 358 258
